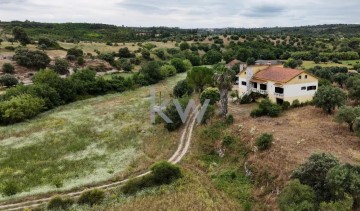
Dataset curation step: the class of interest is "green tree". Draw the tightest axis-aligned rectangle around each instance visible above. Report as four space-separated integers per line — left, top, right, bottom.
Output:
119 47 132 58
213 65 235 118
326 164 360 205
173 80 194 98
66 48 83 59
335 106 360 132
163 98 189 131
179 42 190 51
0 38 3 45
313 86 346 114
203 50 222 65
246 57 256 65
279 180 317 211
200 87 220 105
333 73 349 88
2 63 15 74
187 66 214 92
12 27 30 46
292 153 340 201
284 58 302 69
54 58 69 75
349 79 360 102
8 38 15 45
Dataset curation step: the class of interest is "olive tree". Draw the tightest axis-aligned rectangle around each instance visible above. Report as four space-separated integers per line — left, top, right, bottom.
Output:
335 106 360 132
313 86 346 114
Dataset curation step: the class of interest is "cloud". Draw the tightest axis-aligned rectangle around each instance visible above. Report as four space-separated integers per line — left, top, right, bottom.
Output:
0 0 359 28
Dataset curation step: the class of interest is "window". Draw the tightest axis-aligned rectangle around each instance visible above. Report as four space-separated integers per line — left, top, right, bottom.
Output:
298 75 302 79
301 87 306 90
307 86 317 91
260 84 267 90
305 75 308 79
241 81 247 86
253 82 258 88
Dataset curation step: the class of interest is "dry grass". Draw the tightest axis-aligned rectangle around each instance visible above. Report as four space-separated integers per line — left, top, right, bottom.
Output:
229 105 360 208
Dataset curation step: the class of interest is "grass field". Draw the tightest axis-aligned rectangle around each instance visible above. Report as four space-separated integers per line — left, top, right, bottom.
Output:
302 60 360 69
101 72 134 80
0 73 186 200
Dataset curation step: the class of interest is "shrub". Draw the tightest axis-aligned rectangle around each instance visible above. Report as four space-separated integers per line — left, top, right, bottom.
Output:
251 99 282 118
47 196 74 210
67 48 83 59
256 133 273 151
292 99 301 108
151 161 183 185
292 153 340 201
240 94 252 104
201 105 215 124
223 135 235 146
78 189 105 207
121 176 154 195
171 58 187 73
173 80 194 98
0 94 45 124
1 181 20 196
77 57 85 66
54 58 69 75
282 101 291 110
319 194 353 211
164 98 189 131
13 48 50 69
200 87 220 105
225 114 234 125
0 74 18 87
278 180 317 211
2 63 15 74
160 65 176 78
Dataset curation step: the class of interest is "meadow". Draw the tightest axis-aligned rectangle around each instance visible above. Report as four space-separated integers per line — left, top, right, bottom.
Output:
0 73 186 200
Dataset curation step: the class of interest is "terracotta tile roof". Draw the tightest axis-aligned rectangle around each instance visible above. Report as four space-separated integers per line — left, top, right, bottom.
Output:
253 66 303 83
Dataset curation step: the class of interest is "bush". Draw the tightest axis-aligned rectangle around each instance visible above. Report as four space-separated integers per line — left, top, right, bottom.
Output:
0 94 45 124
173 80 194 98
164 98 189 131
77 57 85 66
292 99 301 108
225 114 234 125
160 65 176 78
292 153 340 201
201 105 215 124
0 74 18 87
320 195 353 211
54 58 69 75
78 189 105 207
223 135 235 146
121 161 182 195
240 94 252 104
13 48 50 69
278 180 317 211
250 99 282 118
67 48 83 59
151 161 183 185
47 196 74 210
2 63 15 74
282 101 291 110
171 58 187 73
256 133 273 151
1 181 20 196
200 87 220 105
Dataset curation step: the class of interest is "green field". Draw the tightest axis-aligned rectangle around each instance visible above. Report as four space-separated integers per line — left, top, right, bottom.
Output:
302 60 360 69
0 73 186 200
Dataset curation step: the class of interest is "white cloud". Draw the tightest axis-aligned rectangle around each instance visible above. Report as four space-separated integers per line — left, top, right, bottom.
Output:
0 0 359 28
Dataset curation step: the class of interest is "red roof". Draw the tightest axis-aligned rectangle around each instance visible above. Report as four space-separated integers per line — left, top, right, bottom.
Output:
253 66 303 83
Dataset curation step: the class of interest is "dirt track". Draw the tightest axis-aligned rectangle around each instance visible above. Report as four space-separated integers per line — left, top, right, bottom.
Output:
0 110 199 210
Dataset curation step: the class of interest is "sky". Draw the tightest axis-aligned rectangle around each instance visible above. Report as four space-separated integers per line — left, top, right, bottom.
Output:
0 0 359 28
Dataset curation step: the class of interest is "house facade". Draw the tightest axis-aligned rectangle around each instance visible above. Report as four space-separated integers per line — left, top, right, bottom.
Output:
238 66 318 104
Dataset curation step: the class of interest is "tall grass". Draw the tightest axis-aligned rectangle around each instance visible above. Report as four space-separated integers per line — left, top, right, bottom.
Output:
0 73 186 199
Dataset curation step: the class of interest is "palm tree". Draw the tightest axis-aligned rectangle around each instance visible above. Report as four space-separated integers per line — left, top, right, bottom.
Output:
213 64 235 118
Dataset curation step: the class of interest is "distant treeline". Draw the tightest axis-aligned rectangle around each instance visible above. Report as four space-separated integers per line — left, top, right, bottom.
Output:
1 21 360 43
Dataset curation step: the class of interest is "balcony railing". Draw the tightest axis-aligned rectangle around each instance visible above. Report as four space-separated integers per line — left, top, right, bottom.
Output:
251 88 268 95
274 92 284 98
